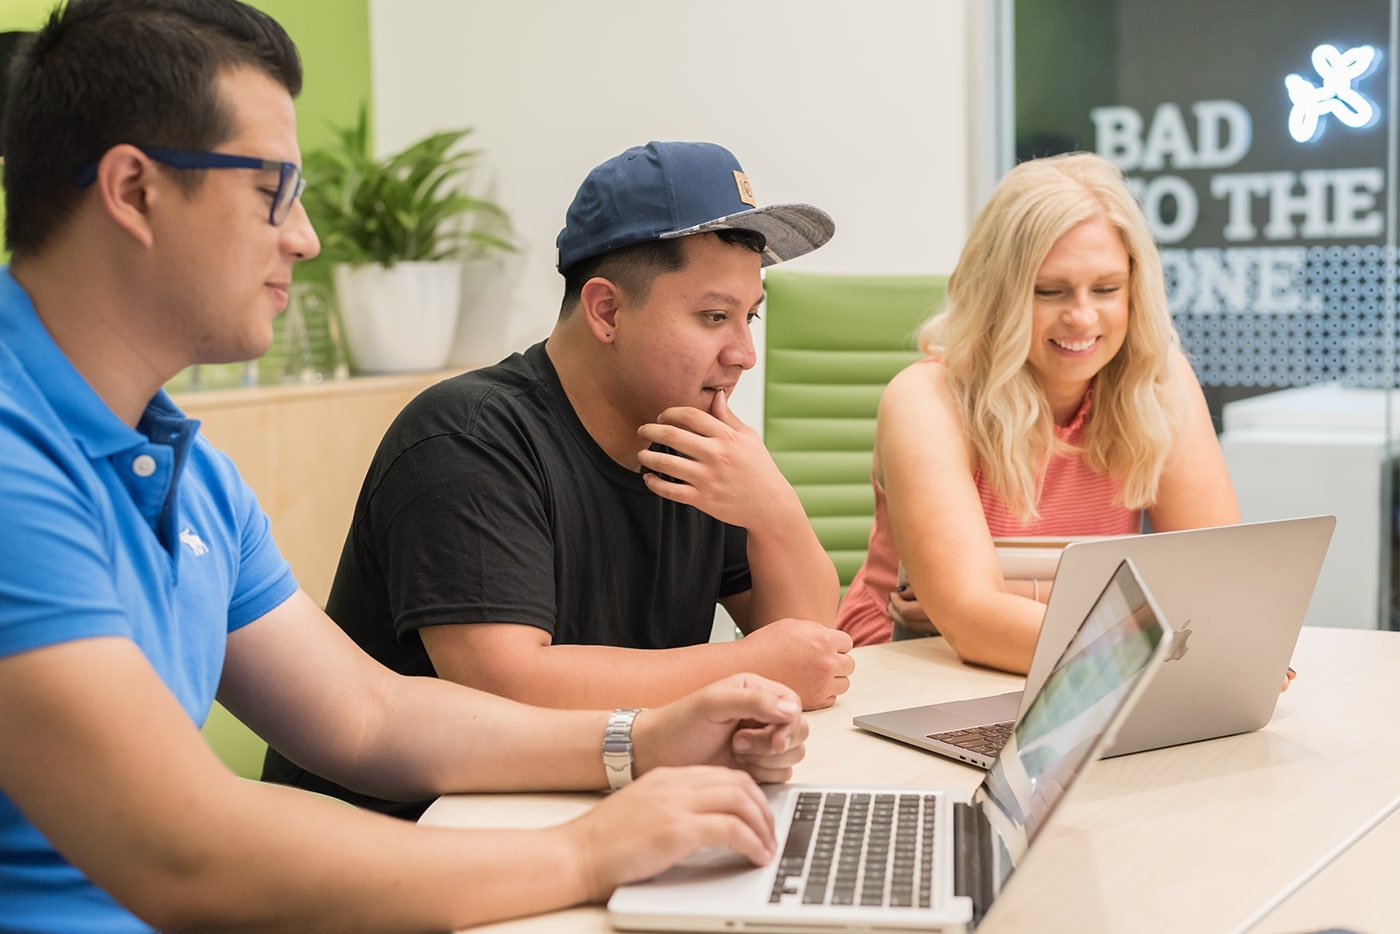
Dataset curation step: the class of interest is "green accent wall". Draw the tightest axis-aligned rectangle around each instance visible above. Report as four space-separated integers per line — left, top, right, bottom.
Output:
0 0 371 256
0 1 53 31
254 0 371 155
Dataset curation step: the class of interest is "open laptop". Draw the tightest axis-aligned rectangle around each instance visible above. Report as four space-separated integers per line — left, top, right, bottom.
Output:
609 559 1173 933
854 514 1335 768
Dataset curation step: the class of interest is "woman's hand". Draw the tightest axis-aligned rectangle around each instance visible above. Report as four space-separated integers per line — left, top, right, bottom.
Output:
886 586 939 635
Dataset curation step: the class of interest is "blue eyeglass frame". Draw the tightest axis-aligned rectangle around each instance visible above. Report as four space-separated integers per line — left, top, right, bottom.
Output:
73 146 306 226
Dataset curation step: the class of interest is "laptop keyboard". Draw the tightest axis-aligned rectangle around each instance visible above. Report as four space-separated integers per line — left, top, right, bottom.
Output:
768 791 939 909
927 720 1014 757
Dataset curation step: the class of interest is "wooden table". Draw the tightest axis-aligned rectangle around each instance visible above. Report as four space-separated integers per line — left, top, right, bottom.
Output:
1242 794 1400 933
421 627 1400 933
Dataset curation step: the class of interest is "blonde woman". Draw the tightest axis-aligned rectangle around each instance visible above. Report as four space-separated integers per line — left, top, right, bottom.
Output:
836 152 1239 673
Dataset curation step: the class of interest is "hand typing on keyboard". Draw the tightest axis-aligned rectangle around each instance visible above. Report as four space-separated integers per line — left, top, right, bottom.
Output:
558 673 809 903
564 766 777 903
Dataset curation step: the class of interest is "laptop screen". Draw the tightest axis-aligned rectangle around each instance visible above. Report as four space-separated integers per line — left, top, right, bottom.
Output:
973 560 1167 882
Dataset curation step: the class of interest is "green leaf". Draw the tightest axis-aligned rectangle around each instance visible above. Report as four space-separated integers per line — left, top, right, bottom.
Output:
300 103 518 267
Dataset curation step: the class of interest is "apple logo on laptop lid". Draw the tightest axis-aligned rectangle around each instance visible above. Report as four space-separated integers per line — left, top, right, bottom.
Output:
1165 620 1193 662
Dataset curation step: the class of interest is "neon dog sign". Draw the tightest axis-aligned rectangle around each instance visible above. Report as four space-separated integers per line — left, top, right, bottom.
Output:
1285 44 1379 143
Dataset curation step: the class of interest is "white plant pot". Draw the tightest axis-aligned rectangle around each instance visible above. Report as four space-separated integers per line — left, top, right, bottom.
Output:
333 261 463 374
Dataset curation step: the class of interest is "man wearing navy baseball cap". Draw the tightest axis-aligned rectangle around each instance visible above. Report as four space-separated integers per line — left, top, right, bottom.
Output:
264 140 854 818
555 140 835 270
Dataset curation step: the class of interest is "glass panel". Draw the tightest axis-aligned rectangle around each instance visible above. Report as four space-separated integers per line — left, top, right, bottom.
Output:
1008 0 1398 629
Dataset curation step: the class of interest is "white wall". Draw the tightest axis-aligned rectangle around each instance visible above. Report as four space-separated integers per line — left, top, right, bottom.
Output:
368 0 982 425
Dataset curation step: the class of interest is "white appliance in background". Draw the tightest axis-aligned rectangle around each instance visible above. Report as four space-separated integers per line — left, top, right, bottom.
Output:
1219 382 1397 630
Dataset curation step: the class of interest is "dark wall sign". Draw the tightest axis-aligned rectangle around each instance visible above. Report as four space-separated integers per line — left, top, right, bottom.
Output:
1015 0 1394 411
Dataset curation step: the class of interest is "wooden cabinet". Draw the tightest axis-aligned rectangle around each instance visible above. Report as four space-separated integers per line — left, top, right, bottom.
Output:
172 369 460 606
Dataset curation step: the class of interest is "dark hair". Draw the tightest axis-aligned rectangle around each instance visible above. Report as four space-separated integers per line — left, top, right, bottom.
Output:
2 0 302 258
559 228 766 316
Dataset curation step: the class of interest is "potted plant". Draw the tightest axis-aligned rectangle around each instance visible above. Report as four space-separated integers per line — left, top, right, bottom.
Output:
300 106 516 374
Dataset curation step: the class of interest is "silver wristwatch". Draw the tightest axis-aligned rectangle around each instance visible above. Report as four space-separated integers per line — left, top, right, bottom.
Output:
603 708 642 791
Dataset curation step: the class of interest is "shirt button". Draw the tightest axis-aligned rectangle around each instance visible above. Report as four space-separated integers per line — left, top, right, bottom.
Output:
132 454 157 478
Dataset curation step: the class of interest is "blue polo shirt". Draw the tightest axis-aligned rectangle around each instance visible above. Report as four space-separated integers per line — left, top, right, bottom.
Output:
0 268 298 933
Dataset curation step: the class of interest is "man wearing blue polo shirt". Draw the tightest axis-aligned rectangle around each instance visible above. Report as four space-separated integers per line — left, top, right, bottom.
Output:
0 2 808 931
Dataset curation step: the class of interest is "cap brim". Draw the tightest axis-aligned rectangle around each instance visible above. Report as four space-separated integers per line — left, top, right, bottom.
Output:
660 203 835 266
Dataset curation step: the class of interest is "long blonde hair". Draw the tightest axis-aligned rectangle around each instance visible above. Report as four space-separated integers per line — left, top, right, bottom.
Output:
920 152 1179 522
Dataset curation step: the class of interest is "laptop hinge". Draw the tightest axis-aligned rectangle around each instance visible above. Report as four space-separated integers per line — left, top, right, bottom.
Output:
953 801 995 928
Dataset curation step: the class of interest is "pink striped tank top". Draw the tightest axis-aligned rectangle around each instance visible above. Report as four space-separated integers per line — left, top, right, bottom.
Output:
836 388 1142 646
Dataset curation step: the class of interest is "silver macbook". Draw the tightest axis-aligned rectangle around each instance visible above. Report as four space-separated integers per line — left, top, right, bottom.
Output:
609 559 1173 933
854 514 1335 768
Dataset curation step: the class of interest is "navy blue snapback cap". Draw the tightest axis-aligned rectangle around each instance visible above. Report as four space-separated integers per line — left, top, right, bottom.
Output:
556 140 835 273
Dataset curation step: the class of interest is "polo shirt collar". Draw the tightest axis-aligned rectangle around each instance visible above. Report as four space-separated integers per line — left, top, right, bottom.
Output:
0 267 155 459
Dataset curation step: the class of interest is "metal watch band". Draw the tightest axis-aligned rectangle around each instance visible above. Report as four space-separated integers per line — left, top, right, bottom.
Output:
603 708 642 791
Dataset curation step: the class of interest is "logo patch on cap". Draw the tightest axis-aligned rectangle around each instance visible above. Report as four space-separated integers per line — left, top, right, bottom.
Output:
733 171 757 207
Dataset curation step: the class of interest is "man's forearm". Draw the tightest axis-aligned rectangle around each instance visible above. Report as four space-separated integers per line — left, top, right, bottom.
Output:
435 640 751 710
143 782 596 932
335 674 616 797
741 504 841 628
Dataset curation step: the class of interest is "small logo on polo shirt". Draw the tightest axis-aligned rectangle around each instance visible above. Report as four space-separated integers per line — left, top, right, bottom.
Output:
179 527 209 556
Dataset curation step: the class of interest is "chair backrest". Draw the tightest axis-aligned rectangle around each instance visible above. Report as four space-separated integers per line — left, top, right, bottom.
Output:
202 700 266 780
763 270 947 588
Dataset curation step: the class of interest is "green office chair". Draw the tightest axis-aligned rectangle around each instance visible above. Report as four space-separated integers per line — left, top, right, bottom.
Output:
763 270 947 588
202 700 355 806
201 700 267 780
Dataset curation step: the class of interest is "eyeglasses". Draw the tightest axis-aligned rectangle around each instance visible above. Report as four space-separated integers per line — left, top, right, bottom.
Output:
73 146 306 227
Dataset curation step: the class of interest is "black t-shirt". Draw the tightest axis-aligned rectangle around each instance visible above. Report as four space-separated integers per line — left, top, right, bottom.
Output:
262 342 751 817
